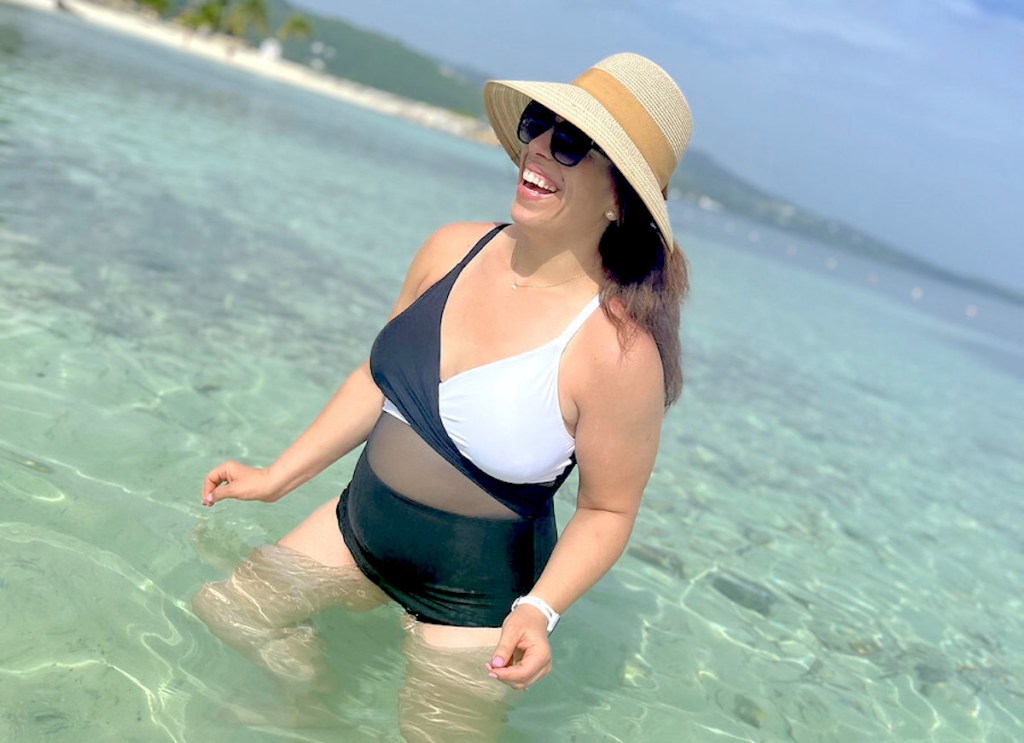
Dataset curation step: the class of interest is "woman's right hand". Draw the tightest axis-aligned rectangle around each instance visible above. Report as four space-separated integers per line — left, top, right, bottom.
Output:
201 461 281 507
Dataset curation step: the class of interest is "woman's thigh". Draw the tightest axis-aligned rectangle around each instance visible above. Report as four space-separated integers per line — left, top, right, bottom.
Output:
271 494 389 612
279 494 358 569
412 622 502 650
398 619 510 742
195 496 387 629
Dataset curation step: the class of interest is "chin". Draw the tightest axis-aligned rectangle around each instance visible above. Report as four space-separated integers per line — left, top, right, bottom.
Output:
509 200 532 226
509 197 558 233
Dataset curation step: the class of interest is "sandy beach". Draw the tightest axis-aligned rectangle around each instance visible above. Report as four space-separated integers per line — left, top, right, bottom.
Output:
3 0 497 144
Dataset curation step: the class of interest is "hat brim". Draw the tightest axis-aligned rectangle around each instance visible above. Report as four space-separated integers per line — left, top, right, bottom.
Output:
483 79 674 251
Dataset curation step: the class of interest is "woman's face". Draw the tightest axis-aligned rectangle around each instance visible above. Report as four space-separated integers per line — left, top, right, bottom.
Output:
510 123 617 240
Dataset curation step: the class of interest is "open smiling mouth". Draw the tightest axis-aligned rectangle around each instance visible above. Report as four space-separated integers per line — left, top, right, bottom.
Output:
522 169 558 194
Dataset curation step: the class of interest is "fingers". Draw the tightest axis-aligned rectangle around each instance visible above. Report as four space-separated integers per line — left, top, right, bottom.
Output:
201 462 238 507
200 462 277 507
485 623 552 690
486 628 519 674
486 643 551 690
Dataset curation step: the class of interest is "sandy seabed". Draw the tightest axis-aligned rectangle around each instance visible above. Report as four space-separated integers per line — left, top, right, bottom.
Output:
3 0 497 144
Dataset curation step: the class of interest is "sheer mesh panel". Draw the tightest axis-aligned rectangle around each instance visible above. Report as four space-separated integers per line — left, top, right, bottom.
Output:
365 413 521 520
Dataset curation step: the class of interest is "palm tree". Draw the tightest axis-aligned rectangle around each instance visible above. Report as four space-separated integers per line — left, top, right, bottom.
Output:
175 0 227 33
222 0 269 40
275 12 313 42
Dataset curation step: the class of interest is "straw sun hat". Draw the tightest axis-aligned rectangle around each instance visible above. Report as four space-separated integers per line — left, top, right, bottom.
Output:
483 53 692 252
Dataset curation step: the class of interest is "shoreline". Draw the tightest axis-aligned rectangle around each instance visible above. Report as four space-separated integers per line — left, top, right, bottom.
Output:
3 0 498 144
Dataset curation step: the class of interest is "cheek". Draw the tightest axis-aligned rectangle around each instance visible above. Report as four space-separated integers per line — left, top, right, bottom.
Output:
585 156 614 191
579 168 615 209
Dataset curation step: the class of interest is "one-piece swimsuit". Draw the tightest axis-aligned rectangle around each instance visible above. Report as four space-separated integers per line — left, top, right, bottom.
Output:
336 224 599 627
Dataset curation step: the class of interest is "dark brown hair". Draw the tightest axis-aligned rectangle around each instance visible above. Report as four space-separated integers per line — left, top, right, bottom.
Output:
598 166 689 407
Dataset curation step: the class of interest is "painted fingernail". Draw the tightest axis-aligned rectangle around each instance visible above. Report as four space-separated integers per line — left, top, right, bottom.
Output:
488 672 498 679
490 657 505 668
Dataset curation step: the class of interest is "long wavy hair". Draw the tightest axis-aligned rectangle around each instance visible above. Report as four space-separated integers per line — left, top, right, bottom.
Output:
598 166 689 407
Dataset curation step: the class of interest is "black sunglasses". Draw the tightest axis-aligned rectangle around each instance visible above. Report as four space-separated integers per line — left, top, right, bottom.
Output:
517 101 604 167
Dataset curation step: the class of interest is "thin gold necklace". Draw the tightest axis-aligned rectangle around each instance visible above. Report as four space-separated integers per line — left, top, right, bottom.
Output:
510 244 588 289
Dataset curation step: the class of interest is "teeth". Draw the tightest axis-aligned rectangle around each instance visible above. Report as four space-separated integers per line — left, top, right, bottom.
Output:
523 169 557 192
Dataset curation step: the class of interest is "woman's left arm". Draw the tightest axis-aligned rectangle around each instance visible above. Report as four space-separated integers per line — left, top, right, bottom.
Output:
487 327 665 689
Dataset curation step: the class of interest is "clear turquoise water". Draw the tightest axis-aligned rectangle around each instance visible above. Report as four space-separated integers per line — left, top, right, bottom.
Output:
2 5 1023 741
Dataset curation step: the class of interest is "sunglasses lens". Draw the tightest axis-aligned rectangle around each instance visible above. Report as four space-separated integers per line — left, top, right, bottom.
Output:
551 125 591 166
515 101 596 167
517 102 555 144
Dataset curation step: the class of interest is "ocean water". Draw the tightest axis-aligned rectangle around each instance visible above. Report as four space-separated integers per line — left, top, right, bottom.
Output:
2 5 1023 741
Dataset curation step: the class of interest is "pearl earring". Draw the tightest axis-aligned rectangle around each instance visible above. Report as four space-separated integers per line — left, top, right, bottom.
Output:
605 210 616 221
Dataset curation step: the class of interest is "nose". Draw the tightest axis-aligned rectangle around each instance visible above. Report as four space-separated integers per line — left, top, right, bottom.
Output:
526 127 555 161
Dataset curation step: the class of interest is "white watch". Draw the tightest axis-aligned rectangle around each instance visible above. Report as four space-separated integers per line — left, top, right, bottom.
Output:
511 595 560 633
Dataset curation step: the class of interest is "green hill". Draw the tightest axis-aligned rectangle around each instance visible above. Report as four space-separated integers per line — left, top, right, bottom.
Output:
673 150 913 264
673 151 1024 306
272 3 486 116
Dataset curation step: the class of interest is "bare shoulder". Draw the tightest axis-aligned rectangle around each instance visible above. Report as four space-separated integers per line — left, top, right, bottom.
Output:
388 222 501 320
571 304 664 414
409 222 503 290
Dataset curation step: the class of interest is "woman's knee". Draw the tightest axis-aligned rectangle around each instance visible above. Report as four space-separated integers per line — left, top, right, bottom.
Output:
190 581 218 622
191 579 244 638
190 546 316 634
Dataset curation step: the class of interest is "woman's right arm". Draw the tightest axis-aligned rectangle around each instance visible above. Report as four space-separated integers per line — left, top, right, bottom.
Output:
200 222 496 507
200 360 382 506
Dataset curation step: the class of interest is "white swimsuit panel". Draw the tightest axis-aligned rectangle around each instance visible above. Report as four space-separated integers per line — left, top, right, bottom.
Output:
382 295 600 484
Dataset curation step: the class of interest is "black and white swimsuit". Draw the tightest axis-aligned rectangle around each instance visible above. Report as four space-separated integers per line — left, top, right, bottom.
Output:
336 224 599 627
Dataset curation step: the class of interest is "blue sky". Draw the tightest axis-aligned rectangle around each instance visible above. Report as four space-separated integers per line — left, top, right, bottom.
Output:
295 0 1024 290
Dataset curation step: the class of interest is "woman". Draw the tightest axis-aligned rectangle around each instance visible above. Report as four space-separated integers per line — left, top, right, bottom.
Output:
194 52 692 734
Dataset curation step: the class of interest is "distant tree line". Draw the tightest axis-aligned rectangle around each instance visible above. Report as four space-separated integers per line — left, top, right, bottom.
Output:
123 0 312 44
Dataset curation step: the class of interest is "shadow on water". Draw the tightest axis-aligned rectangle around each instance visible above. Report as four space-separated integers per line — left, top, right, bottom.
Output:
0 11 26 58
0 15 21 227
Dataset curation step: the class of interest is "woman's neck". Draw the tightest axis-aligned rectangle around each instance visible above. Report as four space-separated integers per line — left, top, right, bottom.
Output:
507 224 604 290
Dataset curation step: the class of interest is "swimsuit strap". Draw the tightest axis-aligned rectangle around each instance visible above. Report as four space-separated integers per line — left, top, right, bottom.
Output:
445 223 508 292
372 222 571 519
553 294 601 347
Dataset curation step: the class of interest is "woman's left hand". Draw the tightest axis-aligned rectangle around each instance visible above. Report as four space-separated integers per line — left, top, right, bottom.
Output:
485 606 552 690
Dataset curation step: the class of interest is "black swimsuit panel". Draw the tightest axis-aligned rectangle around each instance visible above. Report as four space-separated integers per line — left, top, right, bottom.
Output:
336 225 572 627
